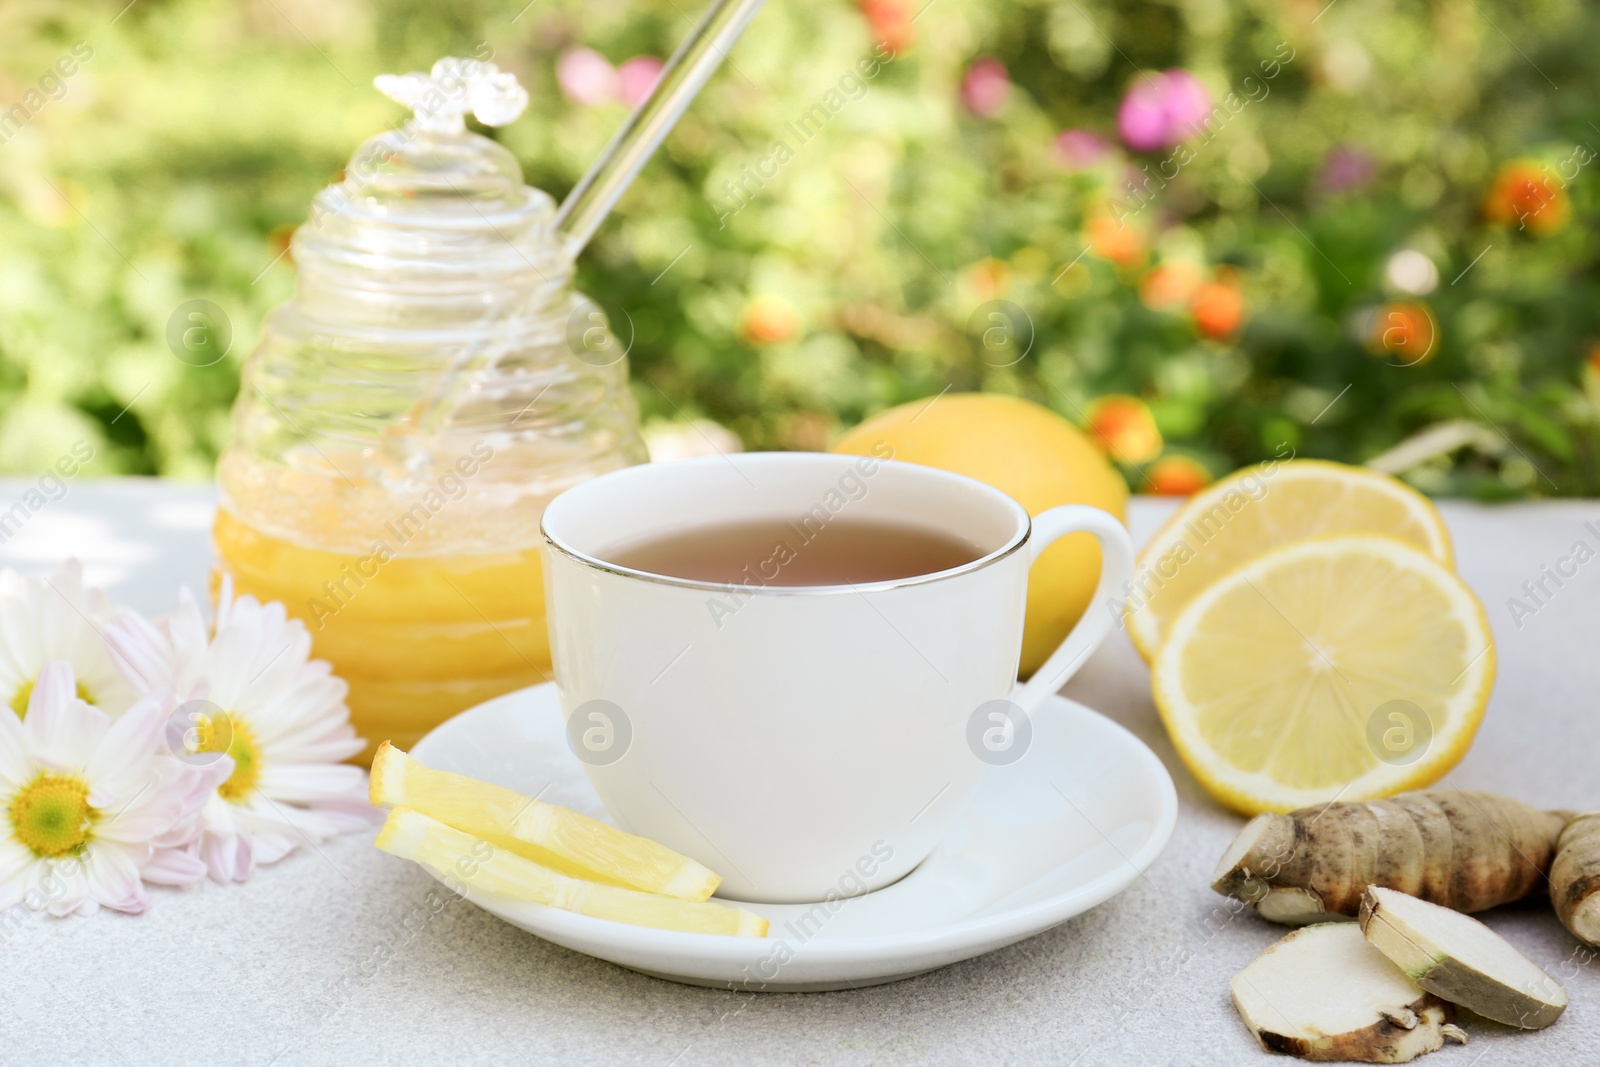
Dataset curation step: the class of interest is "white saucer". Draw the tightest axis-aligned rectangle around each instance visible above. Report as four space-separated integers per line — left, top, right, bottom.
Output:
410 682 1177 991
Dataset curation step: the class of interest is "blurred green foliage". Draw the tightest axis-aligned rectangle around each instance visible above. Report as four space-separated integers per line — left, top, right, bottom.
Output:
1 0 1599 495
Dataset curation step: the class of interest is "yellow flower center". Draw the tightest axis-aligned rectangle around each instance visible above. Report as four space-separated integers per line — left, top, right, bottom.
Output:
9 676 97 719
10 773 94 858
196 712 263 802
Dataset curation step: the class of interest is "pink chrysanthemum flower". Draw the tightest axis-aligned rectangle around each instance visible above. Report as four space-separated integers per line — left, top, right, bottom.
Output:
0 662 223 916
107 579 373 884
0 560 136 717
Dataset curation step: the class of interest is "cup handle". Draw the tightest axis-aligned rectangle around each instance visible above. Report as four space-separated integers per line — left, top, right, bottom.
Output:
1008 505 1135 716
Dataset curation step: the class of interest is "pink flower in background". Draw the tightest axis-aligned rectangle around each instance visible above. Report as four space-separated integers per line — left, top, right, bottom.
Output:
1116 81 1168 151
1117 69 1212 151
1159 70 1211 137
961 57 1010 117
1055 129 1112 170
617 56 665 108
557 47 620 107
1318 145 1376 194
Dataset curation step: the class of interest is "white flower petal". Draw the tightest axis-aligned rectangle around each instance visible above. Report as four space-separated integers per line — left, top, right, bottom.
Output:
80 843 150 915
104 606 178 694
0 872 28 910
201 823 253 883
36 852 97 917
142 845 207 886
208 577 235 631
307 803 382 836
22 663 109 770
168 587 212 678
141 756 228 852
269 734 366 767
0 837 35 883
0 598 43 697
0 563 134 717
251 833 298 866
230 802 302 865
254 676 352 748
243 793 374 844
93 787 182 844
84 693 168 792
257 763 369 806
0 709 32 787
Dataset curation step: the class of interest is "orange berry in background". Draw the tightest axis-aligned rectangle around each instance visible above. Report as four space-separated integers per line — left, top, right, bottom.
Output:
1147 455 1212 496
1140 262 1203 311
857 0 914 53
1369 301 1438 367
1482 161 1568 236
268 222 297 266
740 295 799 345
1085 216 1145 268
1588 342 1600 379
1085 394 1163 465
962 257 1012 302
1191 280 1244 339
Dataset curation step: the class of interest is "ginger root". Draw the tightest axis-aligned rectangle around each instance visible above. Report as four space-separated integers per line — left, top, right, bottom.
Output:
1551 811 1600 948
1212 791 1572 924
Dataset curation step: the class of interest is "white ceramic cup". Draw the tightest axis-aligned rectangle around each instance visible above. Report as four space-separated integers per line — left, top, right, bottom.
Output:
540 451 1133 904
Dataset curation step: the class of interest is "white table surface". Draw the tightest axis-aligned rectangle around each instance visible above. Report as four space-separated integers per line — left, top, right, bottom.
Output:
2 478 1597 1066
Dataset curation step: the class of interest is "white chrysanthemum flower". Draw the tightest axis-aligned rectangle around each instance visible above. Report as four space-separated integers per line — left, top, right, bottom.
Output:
107 578 373 883
0 662 224 916
0 560 136 717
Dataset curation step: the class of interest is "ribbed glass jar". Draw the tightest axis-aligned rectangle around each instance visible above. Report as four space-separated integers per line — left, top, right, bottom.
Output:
214 109 645 757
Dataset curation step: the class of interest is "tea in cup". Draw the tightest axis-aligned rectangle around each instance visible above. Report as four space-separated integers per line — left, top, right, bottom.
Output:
540 451 1133 903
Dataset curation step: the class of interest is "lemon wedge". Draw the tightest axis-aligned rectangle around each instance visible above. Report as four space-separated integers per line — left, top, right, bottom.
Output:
377 807 769 936
1152 534 1493 815
1126 460 1452 661
370 742 720 901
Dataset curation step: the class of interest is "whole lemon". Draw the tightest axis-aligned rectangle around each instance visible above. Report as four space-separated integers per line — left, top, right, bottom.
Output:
832 393 1128 677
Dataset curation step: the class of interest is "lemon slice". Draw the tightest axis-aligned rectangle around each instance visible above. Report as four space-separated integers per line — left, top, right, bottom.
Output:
370 742 720 901
1152 534 1494 815
377 807 768 936
1126 460 1452 661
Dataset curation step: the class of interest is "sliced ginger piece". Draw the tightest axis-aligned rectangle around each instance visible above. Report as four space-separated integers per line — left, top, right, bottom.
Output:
1360 886 1567 1029
1232 923 1465 1063
377 807 768 937
370 741 720 901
